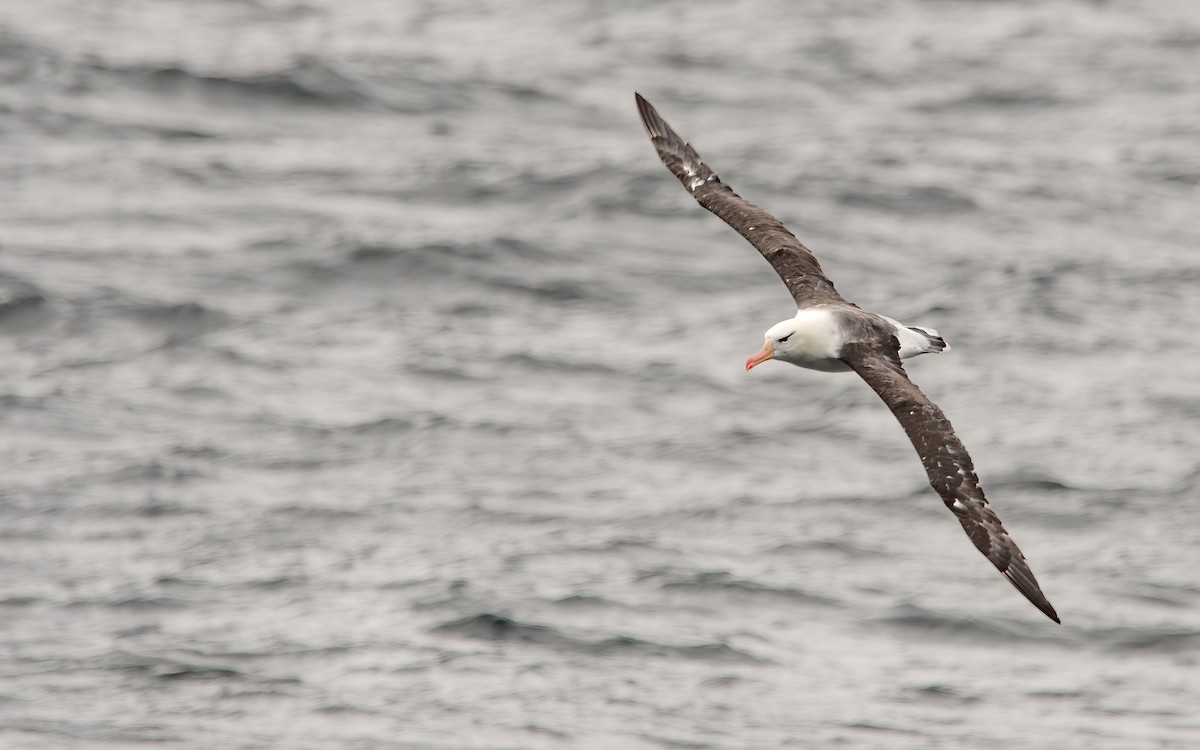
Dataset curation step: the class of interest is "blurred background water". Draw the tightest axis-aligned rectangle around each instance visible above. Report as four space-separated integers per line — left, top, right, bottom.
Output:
1 0 1199 748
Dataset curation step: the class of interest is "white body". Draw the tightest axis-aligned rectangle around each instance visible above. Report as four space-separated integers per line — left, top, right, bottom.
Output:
763 308 947 373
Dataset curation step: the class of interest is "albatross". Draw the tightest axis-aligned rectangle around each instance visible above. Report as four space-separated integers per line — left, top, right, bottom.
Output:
635 93 1060 624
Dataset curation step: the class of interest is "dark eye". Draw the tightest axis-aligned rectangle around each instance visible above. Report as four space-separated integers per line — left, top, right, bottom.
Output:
777 333 793 343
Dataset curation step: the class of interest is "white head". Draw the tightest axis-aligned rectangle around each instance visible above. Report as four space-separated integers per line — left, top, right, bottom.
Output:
744 318 798 370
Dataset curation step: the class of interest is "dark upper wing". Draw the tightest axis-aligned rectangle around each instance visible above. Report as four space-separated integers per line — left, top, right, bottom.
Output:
635 93 848 309
840 339 1061 624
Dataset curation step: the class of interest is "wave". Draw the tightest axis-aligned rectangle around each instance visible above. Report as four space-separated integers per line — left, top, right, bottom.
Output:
102 56 577 118
874 603 1066 643
651 570 837 606
912 86 1069 113
118 56 372 108
0 30 58 87
762 538 889 558
1151 168 1200 187
107 649 254 682
13 103 218 140
0 273 50 330
895 684 980 704
338 416 420 436
499 352 622 374
0 273 46 311
1169 463 1200 496
0 29 495 121
68 595 189 611
289 236 625 308
121 300 231 343
0 33 373 141
988 469 1086 493
431 613 764 663
0 595 42 607
486 277 601 303
551 594 631 609
0 717 179 744
296 236 552 282
330 412 514 438
1096 626 1200 653
93 459 210 487
835 183 978 215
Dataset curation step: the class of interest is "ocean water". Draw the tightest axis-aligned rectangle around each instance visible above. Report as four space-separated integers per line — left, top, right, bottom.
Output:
1 0 1199 748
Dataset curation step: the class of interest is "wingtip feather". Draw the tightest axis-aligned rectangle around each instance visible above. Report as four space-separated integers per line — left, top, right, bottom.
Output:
1002 568 1061 624
634 92 667 141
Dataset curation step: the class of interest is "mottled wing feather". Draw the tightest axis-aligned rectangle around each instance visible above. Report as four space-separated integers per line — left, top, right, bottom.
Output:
839 340 1061 624
635 93 847 309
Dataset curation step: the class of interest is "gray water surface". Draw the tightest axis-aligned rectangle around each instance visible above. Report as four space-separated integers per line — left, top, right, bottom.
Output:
2 1 1199 748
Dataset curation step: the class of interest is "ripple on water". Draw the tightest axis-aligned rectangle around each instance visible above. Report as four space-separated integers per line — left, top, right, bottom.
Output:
431 613 766 663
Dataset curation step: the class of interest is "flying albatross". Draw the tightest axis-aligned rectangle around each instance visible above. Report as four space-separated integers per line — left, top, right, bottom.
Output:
635 93 1060 623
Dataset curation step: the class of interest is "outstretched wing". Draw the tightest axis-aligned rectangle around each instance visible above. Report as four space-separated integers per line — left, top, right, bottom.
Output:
635 93 848 309
840 340 1061 623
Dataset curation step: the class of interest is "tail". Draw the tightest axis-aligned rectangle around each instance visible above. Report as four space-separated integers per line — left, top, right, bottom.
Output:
907 325 949 354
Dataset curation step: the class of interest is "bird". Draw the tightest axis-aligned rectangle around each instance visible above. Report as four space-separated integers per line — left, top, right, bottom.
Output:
634 92 1060 624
